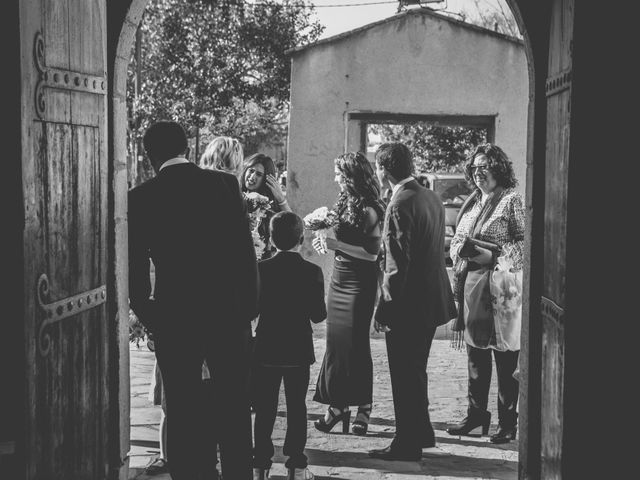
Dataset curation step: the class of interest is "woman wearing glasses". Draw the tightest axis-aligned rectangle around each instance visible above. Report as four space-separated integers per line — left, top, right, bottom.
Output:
446 143 525 444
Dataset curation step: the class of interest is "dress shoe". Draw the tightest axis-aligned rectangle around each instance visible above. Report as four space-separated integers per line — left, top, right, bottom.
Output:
314 407 351 434
288 467 315 480
144 457 169 475
490 426 517 444
368 445 421 461
446 410 491 436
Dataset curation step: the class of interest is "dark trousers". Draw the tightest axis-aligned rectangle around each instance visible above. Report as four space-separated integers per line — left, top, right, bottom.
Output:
385 325 437 453
201 378 219 467
156 325 253 480
253 365 310 470
467 345 519 428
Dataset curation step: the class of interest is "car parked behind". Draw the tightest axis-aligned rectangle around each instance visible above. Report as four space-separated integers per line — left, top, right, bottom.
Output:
416 172 472 265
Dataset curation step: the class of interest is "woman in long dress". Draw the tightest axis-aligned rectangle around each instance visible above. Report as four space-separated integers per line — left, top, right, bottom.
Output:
312 152 385 436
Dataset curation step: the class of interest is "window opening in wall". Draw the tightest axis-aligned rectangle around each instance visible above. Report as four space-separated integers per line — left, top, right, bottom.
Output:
365 121 489 174
364 120 490 266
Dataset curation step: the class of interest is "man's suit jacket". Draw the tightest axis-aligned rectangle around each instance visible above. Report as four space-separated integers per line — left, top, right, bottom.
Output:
128 163 258 335
254 251 327 366
375 179 457 329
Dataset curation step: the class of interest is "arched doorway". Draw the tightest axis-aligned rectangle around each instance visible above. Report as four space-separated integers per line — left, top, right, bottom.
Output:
104 1 563 479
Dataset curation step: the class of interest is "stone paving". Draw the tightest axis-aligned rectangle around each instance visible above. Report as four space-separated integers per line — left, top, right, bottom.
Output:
129 323 517 480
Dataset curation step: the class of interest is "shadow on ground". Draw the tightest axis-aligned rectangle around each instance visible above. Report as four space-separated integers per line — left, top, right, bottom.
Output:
289 412 518 452
268 445 517 478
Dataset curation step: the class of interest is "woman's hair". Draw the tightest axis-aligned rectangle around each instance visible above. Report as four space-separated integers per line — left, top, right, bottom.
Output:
333 152 386 229
464 143 518 190
199 136 244 175
240 153 277 200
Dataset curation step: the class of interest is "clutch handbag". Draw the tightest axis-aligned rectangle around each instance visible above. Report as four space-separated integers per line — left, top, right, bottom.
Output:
459 237 501 258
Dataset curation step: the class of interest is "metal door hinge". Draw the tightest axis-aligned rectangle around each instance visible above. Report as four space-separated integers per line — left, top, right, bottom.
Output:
37 274 106 356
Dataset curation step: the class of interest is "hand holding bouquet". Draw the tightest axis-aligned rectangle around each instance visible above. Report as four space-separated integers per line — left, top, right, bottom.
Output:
303 206 337 255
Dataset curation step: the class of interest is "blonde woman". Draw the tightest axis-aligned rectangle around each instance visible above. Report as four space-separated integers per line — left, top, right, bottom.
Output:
199 136 244 176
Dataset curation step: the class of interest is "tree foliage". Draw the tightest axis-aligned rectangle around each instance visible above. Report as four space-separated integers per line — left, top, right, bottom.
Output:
458 0 522 39
369 123 488 173
128 0 323 162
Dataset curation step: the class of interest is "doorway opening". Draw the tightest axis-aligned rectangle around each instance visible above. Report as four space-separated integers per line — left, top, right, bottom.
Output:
111 1 542 478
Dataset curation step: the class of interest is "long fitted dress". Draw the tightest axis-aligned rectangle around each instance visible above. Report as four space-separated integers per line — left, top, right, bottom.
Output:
313 213 379 407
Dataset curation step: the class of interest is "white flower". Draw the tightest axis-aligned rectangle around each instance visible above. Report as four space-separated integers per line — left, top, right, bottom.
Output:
303 206 337 231
244 191 272 214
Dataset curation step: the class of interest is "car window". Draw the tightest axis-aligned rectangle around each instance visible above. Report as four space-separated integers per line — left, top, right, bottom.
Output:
434 178 472 206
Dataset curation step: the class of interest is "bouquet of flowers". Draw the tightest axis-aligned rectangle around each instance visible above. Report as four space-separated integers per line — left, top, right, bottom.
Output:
251 229 266 259
244 191 272 214
244 191 272 229
129 309 148 348
243 191 273 258
303 206 337 254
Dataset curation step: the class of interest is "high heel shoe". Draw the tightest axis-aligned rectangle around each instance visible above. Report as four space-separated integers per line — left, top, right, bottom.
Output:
314 407 351 433
446 410 491 436
351 405 371 436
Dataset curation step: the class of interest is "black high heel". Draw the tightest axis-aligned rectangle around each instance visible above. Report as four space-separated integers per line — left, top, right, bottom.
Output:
351 405 371 436
314 407 351 434
446 411 491 436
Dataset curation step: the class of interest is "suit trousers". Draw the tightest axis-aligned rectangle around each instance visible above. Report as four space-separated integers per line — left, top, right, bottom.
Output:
253 365 310 470
385 324 437 453
155 324 253 480
466 345 519 428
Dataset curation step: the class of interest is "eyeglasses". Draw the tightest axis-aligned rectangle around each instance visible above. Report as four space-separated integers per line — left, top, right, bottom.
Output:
470 165 490 173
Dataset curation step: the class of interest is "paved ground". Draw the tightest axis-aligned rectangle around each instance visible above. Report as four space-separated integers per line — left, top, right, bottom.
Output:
129 323 517 479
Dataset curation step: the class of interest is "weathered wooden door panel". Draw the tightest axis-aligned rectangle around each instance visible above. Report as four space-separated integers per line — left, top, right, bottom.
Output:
541 0 573 478
21 1 111 478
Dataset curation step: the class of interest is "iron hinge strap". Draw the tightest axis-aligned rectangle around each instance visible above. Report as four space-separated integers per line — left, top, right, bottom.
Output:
37 274 106 356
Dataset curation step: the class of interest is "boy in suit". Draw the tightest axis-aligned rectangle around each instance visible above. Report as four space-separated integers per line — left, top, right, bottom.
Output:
252 212 327 480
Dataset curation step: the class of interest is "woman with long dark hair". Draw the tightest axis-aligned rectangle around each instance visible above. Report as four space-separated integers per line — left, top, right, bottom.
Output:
240 153 291 259
312 151 386 436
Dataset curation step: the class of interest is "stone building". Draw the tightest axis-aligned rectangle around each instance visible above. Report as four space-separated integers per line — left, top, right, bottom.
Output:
286 8 527 278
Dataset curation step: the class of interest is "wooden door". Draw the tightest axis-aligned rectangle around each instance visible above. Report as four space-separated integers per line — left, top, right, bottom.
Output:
541 0 573 477
20 1 113 478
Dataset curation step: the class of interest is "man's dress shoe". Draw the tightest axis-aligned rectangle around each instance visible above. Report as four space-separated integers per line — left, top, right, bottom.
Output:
368 445 421 461
490 426 517 444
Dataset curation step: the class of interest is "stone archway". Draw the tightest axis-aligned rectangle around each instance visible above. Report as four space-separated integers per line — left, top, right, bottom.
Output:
105 2 550 479
105 2 148 478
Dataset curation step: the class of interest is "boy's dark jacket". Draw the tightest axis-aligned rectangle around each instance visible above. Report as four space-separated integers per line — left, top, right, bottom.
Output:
254 251 327 366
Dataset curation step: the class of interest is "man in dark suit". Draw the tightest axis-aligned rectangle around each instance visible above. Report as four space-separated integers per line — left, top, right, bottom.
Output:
251 211 327 480
369 143 457 461
128 121 258 480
